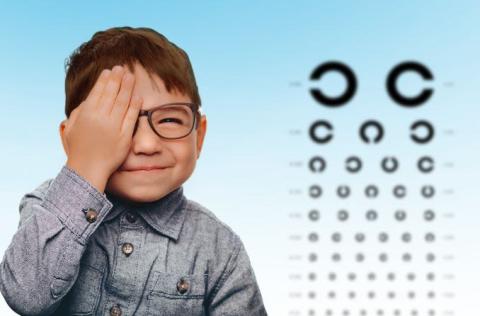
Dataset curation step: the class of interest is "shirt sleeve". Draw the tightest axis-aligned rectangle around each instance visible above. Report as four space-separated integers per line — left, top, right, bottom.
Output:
0 164 113 316
206 236 268 316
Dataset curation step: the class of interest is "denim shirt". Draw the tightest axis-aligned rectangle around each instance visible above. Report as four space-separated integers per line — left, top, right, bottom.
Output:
0 165 268 316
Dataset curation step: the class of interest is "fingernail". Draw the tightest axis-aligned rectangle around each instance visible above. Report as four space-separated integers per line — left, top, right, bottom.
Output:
113 65 123 73
102 69 111 77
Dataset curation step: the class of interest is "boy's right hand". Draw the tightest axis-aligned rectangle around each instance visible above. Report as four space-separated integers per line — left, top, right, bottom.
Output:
63 65 143 193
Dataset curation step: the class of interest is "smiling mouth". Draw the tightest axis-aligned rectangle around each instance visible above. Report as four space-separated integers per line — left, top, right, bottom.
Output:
122 167 169 172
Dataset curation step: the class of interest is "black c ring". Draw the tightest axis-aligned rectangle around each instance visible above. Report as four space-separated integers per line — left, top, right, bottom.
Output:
386 61 434 107
309 120 334 144
410 120 434 144
381 156 399 173
365 185 379 198
337 185 351 198
421 185 435 198
345 156 362 173
418 156 434 173
309 61 357 107
309 156 326 173
360 120 384 144
393 185 407 198
309 185 323 198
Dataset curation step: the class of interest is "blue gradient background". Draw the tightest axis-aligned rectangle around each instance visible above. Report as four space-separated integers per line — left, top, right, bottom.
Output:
0 1 479 315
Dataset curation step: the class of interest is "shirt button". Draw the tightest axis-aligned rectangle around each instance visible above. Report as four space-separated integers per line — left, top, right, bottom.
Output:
125 212 137 223
176 278 189 294
122 242 134 257
110 304 122 316
84 208 97 223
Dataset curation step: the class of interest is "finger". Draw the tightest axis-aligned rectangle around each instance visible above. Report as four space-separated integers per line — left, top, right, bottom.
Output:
121 95 143 135
97 65 126 113
84 69 111 106
110 71 135 119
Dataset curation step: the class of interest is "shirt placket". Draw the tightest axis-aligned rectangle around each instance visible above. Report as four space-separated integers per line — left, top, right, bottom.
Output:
103 211 146 316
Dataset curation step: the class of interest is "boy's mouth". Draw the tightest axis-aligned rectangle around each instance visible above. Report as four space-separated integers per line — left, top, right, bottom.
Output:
124 168 168 173
119 165 170 172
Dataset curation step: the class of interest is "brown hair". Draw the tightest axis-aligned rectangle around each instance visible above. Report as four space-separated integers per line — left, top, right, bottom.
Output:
64 26 202 125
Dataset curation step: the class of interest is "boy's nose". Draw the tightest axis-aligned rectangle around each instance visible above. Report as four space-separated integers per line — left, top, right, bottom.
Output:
131 116 165 154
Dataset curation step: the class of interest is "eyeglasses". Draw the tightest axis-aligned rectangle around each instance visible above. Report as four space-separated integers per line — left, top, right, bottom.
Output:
132 102 201 139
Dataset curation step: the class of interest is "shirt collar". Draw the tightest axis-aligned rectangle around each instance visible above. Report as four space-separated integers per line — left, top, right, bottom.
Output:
103 186 187 241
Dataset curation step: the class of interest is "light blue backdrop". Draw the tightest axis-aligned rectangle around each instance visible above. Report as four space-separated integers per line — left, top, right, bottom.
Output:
0 1 479 315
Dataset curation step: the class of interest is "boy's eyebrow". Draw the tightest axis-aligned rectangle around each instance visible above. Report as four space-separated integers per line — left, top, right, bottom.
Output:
142 104 161 111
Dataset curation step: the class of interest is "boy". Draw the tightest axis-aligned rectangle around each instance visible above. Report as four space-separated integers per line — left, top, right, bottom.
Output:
0 26 268 316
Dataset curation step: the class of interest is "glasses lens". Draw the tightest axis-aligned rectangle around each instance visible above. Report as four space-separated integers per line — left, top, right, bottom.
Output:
151 104 194 138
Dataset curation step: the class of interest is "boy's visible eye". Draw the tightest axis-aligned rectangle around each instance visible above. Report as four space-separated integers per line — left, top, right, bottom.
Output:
157 118 183 124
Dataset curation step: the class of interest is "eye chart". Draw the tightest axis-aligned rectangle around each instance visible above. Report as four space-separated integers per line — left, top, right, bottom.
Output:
284 57 479 316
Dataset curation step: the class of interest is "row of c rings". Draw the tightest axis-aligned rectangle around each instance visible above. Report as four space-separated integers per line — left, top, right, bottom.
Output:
308 184 435 198
309 156 434 173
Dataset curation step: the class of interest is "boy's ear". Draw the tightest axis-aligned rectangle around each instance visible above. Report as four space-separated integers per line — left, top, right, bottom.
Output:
196 115 207 159
59 119 69 156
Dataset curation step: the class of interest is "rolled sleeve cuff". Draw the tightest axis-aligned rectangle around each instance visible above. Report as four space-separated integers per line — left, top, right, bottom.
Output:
41 164 113 245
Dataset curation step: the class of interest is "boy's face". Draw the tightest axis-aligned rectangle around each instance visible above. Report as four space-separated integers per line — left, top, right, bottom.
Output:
75 62 206 203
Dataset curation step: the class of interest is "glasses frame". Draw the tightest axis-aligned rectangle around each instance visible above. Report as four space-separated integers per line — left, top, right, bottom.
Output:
133 102 201 140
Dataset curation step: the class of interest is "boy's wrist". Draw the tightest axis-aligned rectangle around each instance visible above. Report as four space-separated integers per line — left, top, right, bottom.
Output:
66 159 109 194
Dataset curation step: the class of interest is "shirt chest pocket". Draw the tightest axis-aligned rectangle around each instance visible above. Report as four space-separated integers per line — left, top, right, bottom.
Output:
60 263 104 316
146 271 208 316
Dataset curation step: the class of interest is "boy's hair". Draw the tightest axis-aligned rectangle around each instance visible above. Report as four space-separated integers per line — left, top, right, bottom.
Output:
64 26 202 126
